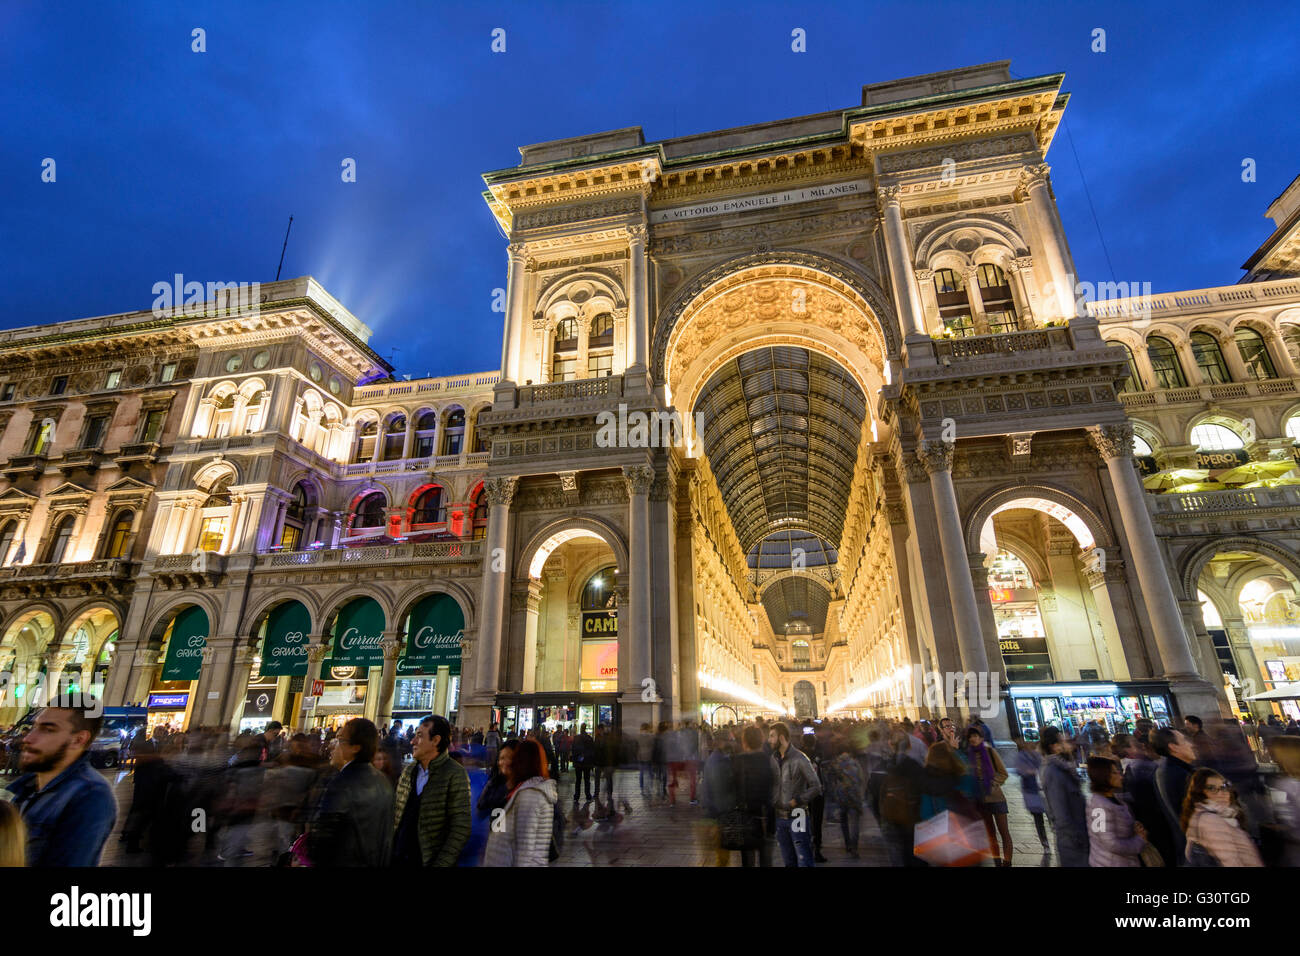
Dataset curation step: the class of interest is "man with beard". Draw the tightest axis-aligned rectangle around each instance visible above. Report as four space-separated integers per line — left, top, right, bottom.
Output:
4 696 118 866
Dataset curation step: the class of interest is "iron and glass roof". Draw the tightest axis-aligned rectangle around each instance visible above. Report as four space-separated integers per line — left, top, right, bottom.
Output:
696 346 867 554
760 576 833 636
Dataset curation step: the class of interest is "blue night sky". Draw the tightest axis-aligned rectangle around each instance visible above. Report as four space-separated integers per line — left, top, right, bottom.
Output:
3 1 1296 379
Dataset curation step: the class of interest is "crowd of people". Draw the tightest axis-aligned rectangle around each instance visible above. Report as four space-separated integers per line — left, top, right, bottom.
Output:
2 696 1299 868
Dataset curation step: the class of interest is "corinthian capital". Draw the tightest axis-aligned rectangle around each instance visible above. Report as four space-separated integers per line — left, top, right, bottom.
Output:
626 224 648 245
877 184 903 206
506 241 529 262
1087 423 1134 462
622 464 655 497
1018 163 1051 190
483 476 518 508
917 439 955 475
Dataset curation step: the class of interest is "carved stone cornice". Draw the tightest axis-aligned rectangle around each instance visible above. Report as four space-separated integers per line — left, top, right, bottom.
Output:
1087 422 1134 462
917 439 955 475
622 464 655 497
483 476 518 507
650 209 870 258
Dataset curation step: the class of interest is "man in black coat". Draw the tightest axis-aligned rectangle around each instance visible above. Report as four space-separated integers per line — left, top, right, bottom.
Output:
1152 727 1197 866
1120 735 1176 867
307 718 393 866
572 723 595 803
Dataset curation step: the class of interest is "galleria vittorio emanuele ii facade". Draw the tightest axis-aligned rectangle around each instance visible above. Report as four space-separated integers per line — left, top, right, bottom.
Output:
4 61 1300 742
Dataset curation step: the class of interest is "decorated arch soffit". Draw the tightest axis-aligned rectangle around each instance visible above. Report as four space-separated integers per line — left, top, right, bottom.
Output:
655 251 897 410
1179 536 1300 604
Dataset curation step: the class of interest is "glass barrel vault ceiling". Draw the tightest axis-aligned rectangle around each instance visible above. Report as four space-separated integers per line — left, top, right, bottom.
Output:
695 346 867 636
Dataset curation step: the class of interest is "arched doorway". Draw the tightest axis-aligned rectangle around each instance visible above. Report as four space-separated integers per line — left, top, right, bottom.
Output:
508 521 626 736
0 609 57 726
314 596 385 732
394 592 466 728
244 599 313 731
147 604 211 733
793 680 818 720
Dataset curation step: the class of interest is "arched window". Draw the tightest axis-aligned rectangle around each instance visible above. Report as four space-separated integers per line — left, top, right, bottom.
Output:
413 412 437 458
1234 327 1277 380
382 415 407 461
104 511 133 559
1133 434 1154 456
1191 422 1244 451
30 418 55 456
1282 326 1300 368
46 514 76 564
791 640 811 666
1285 412 1300 443
1146 336 1187 389
581 567 618 611
353 491 387 530
242 390 263 434
470 488 488 540
588 312 615 377
442 409 465 456
212 392 238 439
933 269 974 338
1190 331 1231 384
977 263 1019 333
280 485 309 551
199 478 232 552
412 486 445 525
352 420 378 462
1113 342 1142 393
0 521 17 566
555 318 579 350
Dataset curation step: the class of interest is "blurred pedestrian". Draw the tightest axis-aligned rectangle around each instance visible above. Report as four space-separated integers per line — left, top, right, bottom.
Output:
1152 727 1197 866
1012 737 1049 852
828 740 865 858
305 718 393 867
1040 725 1089 867
1086 756 1145 867
966 726 1012 866
483 738 557 867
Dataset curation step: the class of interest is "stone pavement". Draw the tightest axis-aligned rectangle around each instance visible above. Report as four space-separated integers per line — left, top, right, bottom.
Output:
82 760 1067 867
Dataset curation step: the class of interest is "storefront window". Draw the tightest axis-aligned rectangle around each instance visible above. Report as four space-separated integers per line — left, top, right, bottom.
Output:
989 550 1053 681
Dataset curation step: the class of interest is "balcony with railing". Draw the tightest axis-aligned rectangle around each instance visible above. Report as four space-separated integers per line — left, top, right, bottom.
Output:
1086 276 1300 323
353 371 500 404
516 375 624 406
1118 377 1300 410
1147 484 1300 516
0 558 137 586
256 538 483 570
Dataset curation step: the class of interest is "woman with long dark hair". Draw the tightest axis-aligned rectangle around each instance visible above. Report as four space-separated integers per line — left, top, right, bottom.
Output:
1085 756 1146 867
483 739 558 867
1180 769 1263 867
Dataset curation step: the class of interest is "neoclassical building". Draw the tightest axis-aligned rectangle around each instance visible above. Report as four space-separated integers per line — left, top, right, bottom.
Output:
3 62 1300 738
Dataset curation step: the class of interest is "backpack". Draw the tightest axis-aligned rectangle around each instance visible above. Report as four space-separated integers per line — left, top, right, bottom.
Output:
880 770 919 827
548 802 565 862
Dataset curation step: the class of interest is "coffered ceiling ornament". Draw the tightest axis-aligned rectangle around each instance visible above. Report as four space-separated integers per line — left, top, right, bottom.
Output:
656 251 898 412
534 271 627 326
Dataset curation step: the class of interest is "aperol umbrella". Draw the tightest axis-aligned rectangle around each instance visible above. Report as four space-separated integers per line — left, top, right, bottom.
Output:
1239 476 1300 488
1170 481 1227 493
1216 460 1297 484
1143 468 1208 491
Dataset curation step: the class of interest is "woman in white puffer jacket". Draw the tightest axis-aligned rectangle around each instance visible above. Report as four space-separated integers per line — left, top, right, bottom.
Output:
483 739 558 867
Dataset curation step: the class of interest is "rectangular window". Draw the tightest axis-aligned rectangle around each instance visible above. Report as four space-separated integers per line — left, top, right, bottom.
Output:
587 352 613 377
446 433 463 456
83 415 109 449
105 370 122 390
50 376 68 395
279 524 302 551
1 383 13 402
415 436 434 458
160 363 177 383
986 309 1018 335
552 356 576 382
199 516 227 552
140 409 165 443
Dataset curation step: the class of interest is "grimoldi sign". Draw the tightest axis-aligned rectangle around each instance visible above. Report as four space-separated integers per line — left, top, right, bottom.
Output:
649 179 872 224
160 606 209 682
261 600 310 677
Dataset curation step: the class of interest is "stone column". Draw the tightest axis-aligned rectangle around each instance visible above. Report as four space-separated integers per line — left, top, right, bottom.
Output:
915 268 938 333
878 186 932 361
299 639 329 728
1081 548 1134 680
968 554 1006 685
123 647 160 709
432 665 451 716
1089 425 1199 678
1005 256 1037 327
374 633 403 727
193 635 238 727
917 440 988 676
622 465 655 704
500 243 530 386
473 476 517 700
38 650 74 705
964 265 989 334
224 643 257 732
521 579 543 694
625 225 651 394
1018 164 1077 321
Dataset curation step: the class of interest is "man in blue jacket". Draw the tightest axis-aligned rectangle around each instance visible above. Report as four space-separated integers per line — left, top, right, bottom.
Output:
6 695 118 866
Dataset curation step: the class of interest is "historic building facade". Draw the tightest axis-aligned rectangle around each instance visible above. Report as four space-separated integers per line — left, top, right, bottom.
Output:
3 63 1300 737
